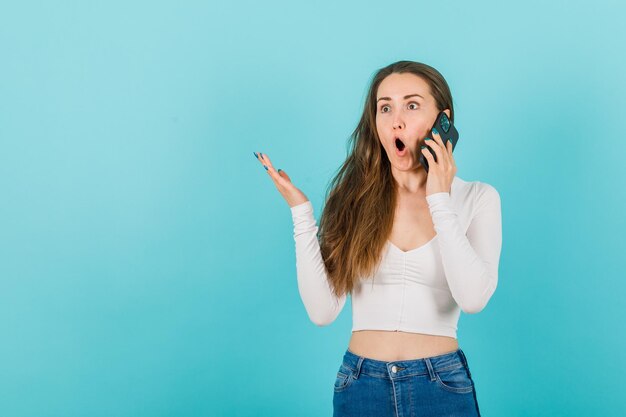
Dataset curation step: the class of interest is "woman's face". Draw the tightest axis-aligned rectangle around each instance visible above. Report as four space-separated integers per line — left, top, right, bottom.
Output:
375 72 450 169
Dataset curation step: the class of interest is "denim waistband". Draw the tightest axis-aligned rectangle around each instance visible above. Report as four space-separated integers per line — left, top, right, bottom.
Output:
341 348 470 380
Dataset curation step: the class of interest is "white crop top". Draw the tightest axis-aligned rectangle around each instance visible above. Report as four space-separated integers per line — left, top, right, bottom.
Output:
289 176 502 339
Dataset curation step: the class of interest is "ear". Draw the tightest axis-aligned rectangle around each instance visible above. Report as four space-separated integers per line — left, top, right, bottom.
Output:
443 108 451 119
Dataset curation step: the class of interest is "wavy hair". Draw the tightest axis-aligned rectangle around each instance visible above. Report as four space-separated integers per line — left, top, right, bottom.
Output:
318 60 455 298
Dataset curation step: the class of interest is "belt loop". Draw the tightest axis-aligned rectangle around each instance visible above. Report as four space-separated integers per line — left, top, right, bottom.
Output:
424 358 436 381
458 349 472 378
457 349 467 366
354 356 364 379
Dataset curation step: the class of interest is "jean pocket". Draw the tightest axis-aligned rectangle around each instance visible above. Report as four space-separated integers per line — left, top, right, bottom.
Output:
434 364 474 394
333 365 355 393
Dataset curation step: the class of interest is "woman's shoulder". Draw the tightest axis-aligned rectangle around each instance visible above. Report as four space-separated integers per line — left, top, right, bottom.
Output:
452 176 500 207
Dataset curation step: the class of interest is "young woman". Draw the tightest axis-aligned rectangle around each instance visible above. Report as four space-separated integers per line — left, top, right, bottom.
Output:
254 60 502 417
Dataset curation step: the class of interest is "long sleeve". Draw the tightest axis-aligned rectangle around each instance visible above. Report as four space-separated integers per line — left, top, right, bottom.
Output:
426 183 502 314
290 200 347 326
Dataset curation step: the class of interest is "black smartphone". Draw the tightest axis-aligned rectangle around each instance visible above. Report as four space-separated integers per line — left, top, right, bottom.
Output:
419 111 459 173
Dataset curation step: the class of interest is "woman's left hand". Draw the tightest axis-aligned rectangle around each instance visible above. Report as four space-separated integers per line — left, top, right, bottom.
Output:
421 127 457 197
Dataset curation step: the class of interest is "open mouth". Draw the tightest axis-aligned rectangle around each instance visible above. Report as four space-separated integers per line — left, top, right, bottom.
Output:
395 138 406 151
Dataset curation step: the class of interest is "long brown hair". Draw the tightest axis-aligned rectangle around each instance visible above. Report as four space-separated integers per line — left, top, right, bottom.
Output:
318 60 455 298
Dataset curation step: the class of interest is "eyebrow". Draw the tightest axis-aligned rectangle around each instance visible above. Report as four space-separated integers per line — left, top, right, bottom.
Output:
377 94 424 103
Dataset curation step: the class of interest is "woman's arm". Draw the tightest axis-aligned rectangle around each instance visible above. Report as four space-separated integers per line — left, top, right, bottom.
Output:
426 182 502 314
291 200 347 326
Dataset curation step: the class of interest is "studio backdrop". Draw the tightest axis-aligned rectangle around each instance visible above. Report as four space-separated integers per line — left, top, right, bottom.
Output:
0 1 624 416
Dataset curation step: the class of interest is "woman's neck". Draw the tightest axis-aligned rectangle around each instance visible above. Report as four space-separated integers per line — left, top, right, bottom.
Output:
392 166 428 195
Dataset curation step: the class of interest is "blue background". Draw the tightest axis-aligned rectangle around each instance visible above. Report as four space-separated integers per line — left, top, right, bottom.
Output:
1 1 625 416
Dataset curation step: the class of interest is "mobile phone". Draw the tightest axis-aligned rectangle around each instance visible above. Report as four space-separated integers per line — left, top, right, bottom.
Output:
420 111 459 173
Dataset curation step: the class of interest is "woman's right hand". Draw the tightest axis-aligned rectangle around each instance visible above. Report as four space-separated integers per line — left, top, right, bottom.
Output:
254 151 309 208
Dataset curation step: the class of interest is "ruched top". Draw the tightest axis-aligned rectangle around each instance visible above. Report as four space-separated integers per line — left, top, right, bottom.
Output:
289 176 502 339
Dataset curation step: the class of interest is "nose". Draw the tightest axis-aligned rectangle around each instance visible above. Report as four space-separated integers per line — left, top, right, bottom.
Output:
392 114 405 130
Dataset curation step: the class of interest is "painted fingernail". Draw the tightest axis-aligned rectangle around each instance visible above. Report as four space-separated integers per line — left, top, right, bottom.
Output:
259 153 263 158
277 169 282 172
263 165 268 170
425 138 432 141
420 145 426 149
432 128 439 135
253 152 258 158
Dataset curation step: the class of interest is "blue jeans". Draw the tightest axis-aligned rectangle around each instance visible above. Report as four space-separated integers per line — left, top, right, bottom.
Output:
333 348 481 417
